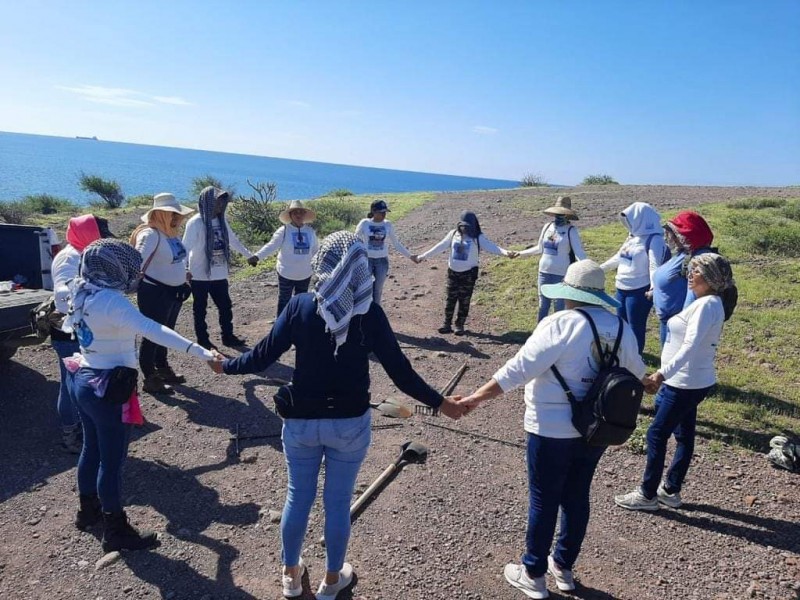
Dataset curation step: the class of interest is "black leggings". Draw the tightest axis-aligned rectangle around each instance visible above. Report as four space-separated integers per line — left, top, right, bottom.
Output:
137 282 183 376
444 267 478 327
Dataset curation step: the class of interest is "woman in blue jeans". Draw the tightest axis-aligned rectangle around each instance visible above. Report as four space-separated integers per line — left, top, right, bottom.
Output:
63 240 218 551
213 231 465 600
616 253 737 511
601 202 668 353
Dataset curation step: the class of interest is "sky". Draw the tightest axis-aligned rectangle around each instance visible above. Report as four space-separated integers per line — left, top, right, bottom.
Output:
0 0 798 186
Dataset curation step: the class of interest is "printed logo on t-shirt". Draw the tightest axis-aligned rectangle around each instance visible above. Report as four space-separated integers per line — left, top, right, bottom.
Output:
585 332 618 375
292 231 310 255
367 224 386 251
543 230 561 256
167 238 187 263
619 240 635 263
452 239 472 261
211 224 226 266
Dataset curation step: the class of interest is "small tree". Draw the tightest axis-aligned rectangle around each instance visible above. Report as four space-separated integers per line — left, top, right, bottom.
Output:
227 179 281 246
322 188 354 198
520 172 548 187
581 174 619 185
79 172 125 208
190 174 231 198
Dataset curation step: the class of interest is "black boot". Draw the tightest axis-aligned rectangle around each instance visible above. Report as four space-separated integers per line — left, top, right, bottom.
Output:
101 511 159 552
75 494 102 531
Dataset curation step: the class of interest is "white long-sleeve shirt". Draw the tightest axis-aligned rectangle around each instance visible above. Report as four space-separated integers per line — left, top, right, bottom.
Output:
255 225 319 281
354 219 412 259
493 307 646 438
519 222 587 276
601 234 667 290
659 295 724 389
52 245 81 314
134 227 188 287
418 230 509 272
182 215 254 281
75 289 214 369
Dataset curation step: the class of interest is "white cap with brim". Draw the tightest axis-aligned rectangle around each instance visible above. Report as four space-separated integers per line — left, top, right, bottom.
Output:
141 192 195 222
540 259 620 309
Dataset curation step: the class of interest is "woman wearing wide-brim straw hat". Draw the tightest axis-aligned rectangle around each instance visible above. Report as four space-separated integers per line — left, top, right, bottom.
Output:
255 200 320 317
518 196 587 322
130 193 195 395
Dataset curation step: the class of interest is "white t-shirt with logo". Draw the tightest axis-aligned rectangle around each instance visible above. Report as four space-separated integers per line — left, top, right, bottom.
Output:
135 227 188 287
183 215 254 281
354 219 412 260
418 230 509 272
519 222 587 276
255 225 319 281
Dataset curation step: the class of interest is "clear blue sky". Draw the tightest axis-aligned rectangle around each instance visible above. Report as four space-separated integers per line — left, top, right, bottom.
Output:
1 0 798 185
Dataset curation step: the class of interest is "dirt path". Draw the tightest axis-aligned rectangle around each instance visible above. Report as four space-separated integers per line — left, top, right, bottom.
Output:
1 186 799 600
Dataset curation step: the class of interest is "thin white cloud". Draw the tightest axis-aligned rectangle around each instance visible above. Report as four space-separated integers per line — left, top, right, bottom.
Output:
287 100 312 108
57 85 191 108
472 125 499 135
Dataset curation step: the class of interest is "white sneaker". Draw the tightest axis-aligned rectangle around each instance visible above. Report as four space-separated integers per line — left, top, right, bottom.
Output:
504 563 549 599
657 483 683 508
547 555 575 591
281 559 305 598
614 488 659 511
315 563 354 600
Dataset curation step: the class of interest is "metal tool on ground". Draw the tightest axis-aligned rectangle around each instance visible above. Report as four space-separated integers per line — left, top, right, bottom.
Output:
320 441 428 545
370 398 413 419
414 361 469 417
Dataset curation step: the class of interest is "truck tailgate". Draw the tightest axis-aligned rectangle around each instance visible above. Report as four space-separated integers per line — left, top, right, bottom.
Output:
0 288 53 338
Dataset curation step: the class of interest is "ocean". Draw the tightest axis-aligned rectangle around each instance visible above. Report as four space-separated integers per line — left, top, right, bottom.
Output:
0 131 519 204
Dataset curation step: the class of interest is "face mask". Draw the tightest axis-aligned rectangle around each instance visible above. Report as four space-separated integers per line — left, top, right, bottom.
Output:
554 215 568 226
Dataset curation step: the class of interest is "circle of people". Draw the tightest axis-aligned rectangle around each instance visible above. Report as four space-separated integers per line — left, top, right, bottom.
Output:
49 188 737 600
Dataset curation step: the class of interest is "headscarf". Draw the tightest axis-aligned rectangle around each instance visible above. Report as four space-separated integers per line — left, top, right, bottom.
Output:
198 186 230 273
457 211 482 250
619 202 662 237
311 231 373 354
63 240 143 344
65 214 102 252
691 252 738 321
666 211 714 253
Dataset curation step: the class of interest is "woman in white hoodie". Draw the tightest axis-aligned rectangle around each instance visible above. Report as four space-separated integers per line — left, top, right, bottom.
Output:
601 202 668 353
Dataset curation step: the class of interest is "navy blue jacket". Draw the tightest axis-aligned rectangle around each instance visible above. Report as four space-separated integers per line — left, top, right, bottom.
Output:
223 293 443 417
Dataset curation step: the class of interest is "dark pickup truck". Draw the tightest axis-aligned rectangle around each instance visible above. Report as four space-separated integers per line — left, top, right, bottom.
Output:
0 223 60 361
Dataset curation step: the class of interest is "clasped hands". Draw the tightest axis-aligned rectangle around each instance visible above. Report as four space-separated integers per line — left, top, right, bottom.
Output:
642 372 664 395
207 349 226 374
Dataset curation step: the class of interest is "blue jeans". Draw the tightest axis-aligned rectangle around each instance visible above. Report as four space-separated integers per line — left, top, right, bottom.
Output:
641 383 713 498
615 285 652 354
659 319 669 348
537 272 565 322
70 368 131 512
52 339 81 428
523 433 606 577
281 412 371 571
368 257 389 305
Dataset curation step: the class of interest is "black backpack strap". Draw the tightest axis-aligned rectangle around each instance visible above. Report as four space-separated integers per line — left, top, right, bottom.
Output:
575 308 622 368
550 364 578 410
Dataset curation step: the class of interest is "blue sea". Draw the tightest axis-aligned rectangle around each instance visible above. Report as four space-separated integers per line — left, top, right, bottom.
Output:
0 131 519 204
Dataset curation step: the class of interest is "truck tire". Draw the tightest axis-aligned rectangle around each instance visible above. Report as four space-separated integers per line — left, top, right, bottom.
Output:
0 343 18 362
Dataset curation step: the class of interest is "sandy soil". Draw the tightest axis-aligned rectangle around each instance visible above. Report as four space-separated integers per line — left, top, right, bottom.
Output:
1 185 799 600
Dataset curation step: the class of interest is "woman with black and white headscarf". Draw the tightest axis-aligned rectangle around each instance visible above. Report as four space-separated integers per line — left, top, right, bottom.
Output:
183 186 258 350
211 231 465 600
616 253 737 512
63 239 220 553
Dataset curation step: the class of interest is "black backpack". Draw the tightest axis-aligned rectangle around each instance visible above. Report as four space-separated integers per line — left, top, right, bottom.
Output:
551 309 644 446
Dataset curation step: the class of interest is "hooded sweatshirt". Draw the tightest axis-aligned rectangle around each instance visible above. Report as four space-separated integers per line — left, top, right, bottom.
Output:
52 216 104 314
601 202 667 290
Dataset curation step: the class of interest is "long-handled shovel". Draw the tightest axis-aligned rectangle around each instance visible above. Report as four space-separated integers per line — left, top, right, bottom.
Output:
320 441 428 545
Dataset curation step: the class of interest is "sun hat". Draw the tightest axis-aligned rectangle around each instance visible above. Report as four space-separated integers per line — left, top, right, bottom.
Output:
141 192 194 223
279 200 316 225
367 200 390 218
543 196 579 220
540 259 620 309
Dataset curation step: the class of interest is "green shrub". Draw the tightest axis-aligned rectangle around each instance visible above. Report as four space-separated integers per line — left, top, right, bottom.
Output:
726 197 785 210
0 201 32 224
20 194 76 214
781 200 800 222
227 180 281 246
520 173 548 187
581 174 619 185
79 173 125 209
322 188 355 198
190 175 231 198
126 194 154 208
312 197 364 236
745 224 800 257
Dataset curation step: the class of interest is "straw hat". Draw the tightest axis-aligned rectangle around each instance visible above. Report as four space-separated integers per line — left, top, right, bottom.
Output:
543 196 578 220
141 192 194 223
279 200 316 225
540 260 620 308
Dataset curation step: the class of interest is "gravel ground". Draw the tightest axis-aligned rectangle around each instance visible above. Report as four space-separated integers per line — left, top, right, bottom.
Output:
1 185 799 600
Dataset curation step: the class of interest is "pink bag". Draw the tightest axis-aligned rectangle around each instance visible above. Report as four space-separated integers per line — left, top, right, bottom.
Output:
122 391 144 426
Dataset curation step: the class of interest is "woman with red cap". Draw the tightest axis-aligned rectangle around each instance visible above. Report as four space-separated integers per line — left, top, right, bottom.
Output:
648 211 715 346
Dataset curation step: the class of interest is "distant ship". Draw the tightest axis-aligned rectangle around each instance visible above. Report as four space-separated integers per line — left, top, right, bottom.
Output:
75 136 98 141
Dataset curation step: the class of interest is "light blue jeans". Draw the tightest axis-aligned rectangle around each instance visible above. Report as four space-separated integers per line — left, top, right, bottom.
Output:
368 257 389 305
281 412 371 572
52 339 81 428
537 272 565 322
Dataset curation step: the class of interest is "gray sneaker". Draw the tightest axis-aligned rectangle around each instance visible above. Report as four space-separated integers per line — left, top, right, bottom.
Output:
614 488 659 511
547 555 575 591
504 563 549 599
315 562 354 600
657 483 683 508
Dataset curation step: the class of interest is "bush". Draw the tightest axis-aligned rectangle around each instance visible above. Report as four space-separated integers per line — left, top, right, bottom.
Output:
581 174 619 185
520 173 548 187
20 194 76 214
227 180 282 246
322 188 354 198
79 173 125 209
782 200 800 222
312 197 364 237
190 175 231 198
745 224 800 257
126 194 154 208
0 201 32 224
726 197 785 210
